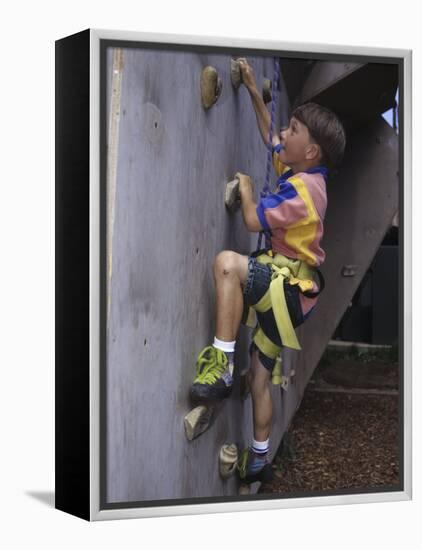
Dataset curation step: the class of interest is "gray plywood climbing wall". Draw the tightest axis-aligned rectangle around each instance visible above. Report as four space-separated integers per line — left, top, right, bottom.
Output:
105 46 290 503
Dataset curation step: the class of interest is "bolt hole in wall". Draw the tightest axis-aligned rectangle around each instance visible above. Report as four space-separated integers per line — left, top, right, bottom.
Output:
333 88 399 347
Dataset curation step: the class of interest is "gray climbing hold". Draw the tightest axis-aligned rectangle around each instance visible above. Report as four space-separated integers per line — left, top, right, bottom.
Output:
263 78 272 104
225 178 240 212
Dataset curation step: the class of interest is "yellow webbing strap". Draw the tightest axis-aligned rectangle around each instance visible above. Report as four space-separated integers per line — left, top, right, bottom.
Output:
244 307 256 328
289 277 315 293
272 356 283 385
269 267 301 350
253 327 282 359
252 288 272 313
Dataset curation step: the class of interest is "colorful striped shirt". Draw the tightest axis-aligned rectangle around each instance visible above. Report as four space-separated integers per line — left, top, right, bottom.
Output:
255 148 328 316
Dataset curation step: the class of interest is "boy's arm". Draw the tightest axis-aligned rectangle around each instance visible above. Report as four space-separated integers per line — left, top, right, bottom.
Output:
238 59 279 148
235 172 310 235
235 172 263 232
248 87 272 146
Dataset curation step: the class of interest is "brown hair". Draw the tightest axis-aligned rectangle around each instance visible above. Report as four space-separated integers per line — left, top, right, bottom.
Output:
291 102 346 170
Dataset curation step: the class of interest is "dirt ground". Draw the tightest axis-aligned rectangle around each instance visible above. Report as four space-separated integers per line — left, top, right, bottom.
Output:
259 354 400 495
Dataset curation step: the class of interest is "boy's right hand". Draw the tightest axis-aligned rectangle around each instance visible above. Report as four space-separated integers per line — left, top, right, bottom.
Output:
237 58 257 93
235 172 253 198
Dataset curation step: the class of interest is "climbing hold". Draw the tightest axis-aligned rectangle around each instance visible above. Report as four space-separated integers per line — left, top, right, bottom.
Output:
184 405 215 441
225 178 240 212
238 483 251 495
219 444 238 479
263 78 272 104
341 265 357 277
230 58 246 89
230 59 241 89
201 66 222 110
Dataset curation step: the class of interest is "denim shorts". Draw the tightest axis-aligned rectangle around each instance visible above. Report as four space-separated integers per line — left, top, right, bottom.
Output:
243 256 307 372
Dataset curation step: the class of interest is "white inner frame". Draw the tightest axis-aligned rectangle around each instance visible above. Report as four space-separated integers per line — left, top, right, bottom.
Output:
89 28 412 521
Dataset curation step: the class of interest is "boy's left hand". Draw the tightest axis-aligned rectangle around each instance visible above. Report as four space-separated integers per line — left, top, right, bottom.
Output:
235 172 253 198
234 172 261 231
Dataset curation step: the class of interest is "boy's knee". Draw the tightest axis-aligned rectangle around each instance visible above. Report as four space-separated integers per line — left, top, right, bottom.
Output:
250 375 269 398
248 362 270 395
214 250 238 277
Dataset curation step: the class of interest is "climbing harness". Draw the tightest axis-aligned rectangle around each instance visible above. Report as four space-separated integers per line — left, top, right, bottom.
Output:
245 251 325 360
246 249 325 385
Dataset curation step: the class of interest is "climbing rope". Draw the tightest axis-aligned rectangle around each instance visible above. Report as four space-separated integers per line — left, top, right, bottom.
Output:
257 58 281 251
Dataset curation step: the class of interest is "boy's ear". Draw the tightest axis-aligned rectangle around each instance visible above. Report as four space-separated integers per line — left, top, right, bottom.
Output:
306 143 321 162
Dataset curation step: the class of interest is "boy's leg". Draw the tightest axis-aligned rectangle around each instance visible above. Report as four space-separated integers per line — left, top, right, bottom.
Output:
237 347 275 483
190 251 249 402
247 347 273 441
238 348 273 483
213 251 249 341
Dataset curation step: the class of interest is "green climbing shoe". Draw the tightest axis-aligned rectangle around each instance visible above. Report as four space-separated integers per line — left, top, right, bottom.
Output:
190 346 233 402
237 448 274 485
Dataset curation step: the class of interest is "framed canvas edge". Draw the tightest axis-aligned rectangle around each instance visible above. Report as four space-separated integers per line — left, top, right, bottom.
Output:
91 27 410 58
88 28 412 521
91 491 411 522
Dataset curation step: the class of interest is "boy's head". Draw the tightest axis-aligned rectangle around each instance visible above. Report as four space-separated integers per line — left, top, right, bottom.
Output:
279 102 346 173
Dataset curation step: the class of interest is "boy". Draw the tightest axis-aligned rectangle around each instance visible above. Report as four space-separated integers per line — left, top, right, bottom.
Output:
190 59 346 483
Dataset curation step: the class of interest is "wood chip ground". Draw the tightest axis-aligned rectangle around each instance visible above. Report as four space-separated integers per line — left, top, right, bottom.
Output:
259 359 400 495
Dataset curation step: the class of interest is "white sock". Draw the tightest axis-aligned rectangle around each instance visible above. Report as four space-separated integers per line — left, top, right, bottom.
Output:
252 438 269 455
213 337 235 376
213 337 236 354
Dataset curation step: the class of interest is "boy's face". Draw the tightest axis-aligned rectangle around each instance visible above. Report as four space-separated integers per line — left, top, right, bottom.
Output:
278 116 320 167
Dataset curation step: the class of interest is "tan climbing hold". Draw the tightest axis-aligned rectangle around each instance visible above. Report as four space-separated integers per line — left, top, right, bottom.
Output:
263 78 272 104
184 405 214 441
201 66 222 109
231 57 247 89
238 483 251 495
225 178 240 212
219 444 238 479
